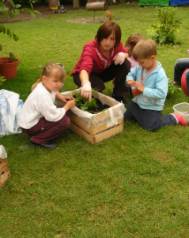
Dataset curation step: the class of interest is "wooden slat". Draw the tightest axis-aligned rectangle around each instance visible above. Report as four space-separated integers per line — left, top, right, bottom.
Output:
94 123 123 143
70 122 124 144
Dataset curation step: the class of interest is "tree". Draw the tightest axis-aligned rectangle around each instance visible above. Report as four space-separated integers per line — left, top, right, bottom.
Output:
73 0 80 8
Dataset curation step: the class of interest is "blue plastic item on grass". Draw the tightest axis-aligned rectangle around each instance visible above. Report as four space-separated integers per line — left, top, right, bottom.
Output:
170 0 189 6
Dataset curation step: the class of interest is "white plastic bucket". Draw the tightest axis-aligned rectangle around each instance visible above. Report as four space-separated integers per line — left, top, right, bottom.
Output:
173 102 189 122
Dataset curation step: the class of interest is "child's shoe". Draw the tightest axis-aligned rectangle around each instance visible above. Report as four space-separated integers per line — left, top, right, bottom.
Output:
31 139 56 149
40 142 56 149
172 113 188 126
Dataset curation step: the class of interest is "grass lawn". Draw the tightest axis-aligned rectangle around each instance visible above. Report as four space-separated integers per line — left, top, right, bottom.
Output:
1 4 189 238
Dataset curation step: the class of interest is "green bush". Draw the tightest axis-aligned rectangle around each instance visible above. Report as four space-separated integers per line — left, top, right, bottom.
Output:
13 0 48 6
150 7 181 45
167 80 181 98
1 0 41 16
0 76 6 86
0 25 18 64
0 25 18 51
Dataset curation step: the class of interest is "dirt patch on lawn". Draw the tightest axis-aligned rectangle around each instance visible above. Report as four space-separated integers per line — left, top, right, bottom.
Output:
0 6 64 23
66 9 120 24
151 151 174 163
66 16 105 24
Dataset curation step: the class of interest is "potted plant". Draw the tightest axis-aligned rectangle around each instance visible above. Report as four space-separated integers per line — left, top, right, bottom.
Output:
0 24 19 80
0 52 19 79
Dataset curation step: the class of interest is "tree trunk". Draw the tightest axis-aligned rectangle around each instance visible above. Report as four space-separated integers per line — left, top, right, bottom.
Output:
73 0 80 8
3 0 15 10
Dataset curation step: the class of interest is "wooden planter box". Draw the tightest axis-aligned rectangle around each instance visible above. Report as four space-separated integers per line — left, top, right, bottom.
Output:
62 89 125 144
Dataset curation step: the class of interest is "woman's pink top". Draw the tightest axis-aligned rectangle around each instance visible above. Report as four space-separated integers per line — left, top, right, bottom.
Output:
72 40 127 75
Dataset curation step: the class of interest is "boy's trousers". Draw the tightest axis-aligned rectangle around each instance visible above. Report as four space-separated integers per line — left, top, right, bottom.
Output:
23 115 70 144
125 101 177 131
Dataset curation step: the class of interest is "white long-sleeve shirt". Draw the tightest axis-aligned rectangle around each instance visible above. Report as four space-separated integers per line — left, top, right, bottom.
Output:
18 83 66 129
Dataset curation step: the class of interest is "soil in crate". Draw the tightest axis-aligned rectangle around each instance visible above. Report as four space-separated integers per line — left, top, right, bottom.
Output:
74 94 109 114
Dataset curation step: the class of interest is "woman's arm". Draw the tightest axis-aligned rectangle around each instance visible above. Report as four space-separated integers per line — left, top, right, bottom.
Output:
80 70 92 100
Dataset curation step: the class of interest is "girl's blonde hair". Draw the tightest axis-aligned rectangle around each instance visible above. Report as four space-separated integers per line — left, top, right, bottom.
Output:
31 63 66 91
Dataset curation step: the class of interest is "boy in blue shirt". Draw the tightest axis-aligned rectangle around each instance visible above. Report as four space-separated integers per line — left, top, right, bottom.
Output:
125 39 187 131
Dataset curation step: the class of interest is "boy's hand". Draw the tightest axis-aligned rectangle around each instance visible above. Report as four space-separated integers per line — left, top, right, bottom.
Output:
127 80 136 87
64 99 75 111
127 81 144 95
135 82 144 92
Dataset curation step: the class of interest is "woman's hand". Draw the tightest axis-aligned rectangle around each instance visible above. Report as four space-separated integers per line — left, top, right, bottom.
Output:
80 70 92 100
114 52 128 65
81 81 92 100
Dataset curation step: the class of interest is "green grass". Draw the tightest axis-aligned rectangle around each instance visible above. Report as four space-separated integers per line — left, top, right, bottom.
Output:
1 4 189 238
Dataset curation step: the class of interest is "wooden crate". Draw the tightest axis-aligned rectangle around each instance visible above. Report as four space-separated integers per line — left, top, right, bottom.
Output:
70 122 123 144
62 89 125 144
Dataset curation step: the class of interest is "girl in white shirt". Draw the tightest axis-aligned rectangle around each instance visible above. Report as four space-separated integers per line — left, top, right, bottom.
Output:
19 63 75 148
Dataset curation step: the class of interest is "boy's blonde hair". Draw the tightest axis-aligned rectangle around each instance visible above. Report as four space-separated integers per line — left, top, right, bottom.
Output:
31 63 66 91
125 33 144 57
133 39 157 60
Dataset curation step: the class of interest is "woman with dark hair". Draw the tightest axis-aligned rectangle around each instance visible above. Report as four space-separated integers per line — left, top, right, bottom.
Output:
72 21 130 101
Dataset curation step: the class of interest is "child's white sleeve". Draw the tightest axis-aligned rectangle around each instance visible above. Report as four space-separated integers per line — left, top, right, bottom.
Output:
37 94 66 122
